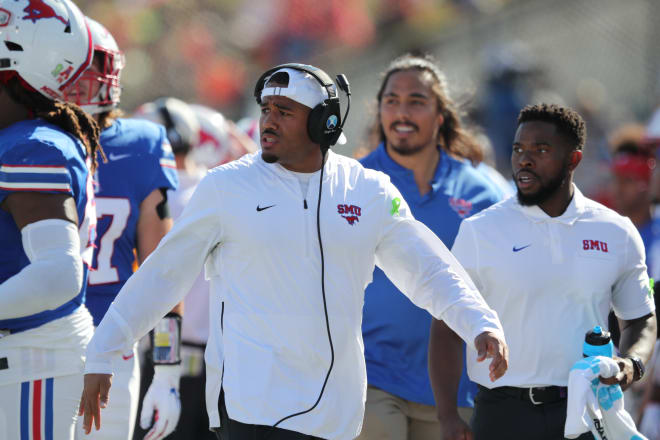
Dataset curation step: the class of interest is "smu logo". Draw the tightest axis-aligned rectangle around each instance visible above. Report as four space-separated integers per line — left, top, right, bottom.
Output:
583 239 609 253
20 0 68 25
337 204 361 225
449 197 473 218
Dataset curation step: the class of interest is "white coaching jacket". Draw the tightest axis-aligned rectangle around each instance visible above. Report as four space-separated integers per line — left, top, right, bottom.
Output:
85 150 503 439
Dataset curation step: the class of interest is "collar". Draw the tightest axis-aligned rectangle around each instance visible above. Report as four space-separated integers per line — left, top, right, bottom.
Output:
515 183 586 225
257 148 336 181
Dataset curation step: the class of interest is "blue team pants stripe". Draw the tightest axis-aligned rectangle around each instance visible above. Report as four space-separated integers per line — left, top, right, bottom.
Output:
45 378 53 440
20 381 29 440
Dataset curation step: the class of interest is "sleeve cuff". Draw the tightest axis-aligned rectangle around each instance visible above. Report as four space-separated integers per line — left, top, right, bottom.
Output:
470 326 506 351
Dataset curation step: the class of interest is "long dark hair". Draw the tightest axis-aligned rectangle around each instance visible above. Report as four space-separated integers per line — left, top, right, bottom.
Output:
2 75 103 171
372 54 483 164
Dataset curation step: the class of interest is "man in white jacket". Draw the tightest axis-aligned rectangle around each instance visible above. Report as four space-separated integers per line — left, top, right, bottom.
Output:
79 63 508 440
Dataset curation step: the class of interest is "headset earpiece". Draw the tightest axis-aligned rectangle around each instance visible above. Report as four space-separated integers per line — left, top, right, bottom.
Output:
307 97 342 147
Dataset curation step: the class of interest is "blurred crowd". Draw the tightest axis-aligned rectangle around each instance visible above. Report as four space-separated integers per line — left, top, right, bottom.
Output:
74 0 520 113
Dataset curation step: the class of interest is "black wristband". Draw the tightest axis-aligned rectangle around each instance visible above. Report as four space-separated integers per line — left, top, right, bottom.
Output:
628 356 645 382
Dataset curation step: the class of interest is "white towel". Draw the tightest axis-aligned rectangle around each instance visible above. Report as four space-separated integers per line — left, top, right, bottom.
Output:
565 356 648 440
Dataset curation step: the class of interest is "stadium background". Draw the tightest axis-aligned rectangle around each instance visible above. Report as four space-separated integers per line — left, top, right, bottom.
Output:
76 0 660 197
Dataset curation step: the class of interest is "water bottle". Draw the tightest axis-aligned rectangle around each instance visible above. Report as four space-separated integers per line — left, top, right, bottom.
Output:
583 326 614 358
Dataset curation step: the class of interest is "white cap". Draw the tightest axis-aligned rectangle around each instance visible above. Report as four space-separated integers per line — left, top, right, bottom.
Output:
261 68 346 145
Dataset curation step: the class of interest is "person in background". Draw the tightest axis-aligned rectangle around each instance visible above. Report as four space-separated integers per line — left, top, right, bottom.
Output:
0 1 100 438
609 124 660 277
357 54 502 440
63 18 181 440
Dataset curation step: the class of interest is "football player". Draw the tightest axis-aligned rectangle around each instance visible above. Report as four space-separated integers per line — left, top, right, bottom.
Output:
0 1 101 438
63 18 181 440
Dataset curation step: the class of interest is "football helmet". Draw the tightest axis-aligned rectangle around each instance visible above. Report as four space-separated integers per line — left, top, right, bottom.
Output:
133 97 200 155
64 18 125 114
0 0 92 101
190 104 258 168
189 104 232 168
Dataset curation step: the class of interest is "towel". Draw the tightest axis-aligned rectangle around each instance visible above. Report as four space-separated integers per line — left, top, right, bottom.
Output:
565 356 647 440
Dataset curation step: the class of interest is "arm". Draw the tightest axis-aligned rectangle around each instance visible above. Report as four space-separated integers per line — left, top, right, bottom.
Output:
2 191 78 229
602 223 658 390
0 193 84 318
429 319 472 440
373 186 507 368
602 313 657 390
618 312 656 364
80 173 224 433
135 187 184 314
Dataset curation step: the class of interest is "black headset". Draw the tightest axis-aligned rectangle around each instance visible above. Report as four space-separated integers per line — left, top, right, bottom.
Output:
253 63 350 149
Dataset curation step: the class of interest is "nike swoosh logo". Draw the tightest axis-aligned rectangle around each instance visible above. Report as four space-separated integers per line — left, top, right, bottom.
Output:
108 153 131 161
512 244 531 252
122 353 134 361
256 204 275 212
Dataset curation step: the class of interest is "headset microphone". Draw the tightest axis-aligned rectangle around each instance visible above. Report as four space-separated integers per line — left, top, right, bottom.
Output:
335 74 350 95
334 74 351 148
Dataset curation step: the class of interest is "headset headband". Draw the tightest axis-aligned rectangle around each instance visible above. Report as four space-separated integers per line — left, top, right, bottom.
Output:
254 63 337 104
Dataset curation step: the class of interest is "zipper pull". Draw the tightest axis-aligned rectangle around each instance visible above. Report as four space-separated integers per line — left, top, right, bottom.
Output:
304 199 308 209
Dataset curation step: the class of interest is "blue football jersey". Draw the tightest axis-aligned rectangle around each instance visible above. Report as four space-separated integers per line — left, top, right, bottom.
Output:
0 119 96 333
86 118 178 326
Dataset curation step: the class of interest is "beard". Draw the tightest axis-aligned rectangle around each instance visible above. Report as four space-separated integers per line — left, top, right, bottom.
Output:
261 151 279 163
515 166 569 206
389 142 427 156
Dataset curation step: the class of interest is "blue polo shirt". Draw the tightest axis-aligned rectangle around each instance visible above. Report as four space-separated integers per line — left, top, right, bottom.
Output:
360 144 502 407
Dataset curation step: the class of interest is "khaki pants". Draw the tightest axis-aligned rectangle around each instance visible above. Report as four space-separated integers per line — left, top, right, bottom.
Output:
357 385 473 440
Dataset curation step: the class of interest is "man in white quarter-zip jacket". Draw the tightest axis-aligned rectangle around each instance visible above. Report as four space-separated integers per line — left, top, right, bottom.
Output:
79 64 508 440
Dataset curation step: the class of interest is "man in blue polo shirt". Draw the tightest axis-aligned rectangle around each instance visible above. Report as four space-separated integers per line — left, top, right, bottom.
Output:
358 54 501 440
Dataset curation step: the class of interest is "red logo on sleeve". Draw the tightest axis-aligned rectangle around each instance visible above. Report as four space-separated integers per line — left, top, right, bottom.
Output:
337 204 361 225
583 239 608 253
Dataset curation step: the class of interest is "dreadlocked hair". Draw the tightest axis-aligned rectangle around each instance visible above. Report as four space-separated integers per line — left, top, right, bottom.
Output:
373 53 483 164
98 108 124 130
3 76 103 171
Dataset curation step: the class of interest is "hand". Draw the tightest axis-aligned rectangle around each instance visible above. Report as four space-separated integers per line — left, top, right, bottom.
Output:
79 373 113 434
599 356 634 391
438 411 472 440
140 365 182 440
474 331 508 382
